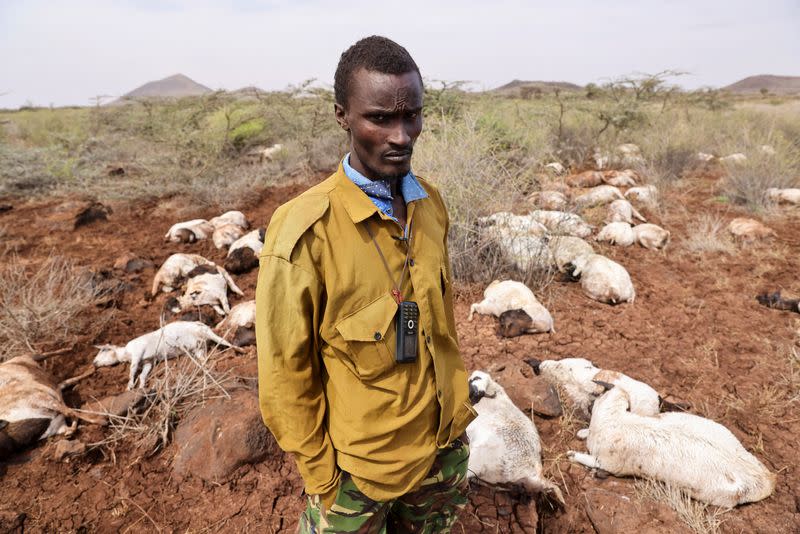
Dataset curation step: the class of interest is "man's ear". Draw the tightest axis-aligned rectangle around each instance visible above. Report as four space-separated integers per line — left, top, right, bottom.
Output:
334 103 349 131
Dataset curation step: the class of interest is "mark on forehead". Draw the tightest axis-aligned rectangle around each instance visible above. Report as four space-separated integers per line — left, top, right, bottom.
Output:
393 86 410 111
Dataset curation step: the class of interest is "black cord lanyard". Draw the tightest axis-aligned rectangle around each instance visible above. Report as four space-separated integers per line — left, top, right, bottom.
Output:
363 215 414 304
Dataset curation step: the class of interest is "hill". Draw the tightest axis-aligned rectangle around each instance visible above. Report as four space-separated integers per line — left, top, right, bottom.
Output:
492 79 583 97
121 74 212 99
722 75 800 95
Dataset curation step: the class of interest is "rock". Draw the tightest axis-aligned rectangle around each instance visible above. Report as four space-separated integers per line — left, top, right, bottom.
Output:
113 253 154 273
0 511 25 533
83 390 147 425
494 361 562 417
172 389 275 483
53 439 86 461
584 487 692 534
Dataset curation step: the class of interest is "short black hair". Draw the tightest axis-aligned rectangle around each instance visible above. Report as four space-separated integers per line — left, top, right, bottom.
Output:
334 35 422 108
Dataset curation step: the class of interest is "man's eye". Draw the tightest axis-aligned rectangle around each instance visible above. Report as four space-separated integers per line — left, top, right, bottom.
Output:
407 112 418 120
372 115 387 123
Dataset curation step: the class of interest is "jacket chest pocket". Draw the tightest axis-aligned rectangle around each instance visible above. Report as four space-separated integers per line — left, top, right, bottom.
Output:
335 293 398 381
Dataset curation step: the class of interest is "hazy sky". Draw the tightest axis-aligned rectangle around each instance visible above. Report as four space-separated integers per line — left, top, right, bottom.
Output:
1 0 798 108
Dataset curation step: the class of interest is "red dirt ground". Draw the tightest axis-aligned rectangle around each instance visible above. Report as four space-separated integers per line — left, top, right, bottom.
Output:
1 172 798 533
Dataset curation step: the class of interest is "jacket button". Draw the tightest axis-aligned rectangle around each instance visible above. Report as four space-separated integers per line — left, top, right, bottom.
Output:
374 332 382 340
426 335 431 343
409 259 415 267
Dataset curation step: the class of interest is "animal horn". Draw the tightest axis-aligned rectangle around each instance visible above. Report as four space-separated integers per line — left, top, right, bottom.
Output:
592 379 615 391
524 358 542 375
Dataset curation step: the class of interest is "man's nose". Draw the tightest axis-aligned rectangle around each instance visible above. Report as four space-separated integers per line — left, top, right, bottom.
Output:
388 123 411 147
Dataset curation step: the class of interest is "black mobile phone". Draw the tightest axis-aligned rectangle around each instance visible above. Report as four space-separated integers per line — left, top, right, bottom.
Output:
395 301 419 363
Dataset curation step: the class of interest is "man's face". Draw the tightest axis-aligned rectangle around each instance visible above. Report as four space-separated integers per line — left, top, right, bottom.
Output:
335 68 423 181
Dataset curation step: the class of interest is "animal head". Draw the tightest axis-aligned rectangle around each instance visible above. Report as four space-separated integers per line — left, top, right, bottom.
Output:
525 357 600 389
224 248 259 275
93 345 126 367
173 228 197 243
497 309 533 338
468 370 503 405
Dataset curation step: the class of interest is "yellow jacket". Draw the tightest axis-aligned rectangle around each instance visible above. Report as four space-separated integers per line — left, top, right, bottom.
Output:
256 165 475 501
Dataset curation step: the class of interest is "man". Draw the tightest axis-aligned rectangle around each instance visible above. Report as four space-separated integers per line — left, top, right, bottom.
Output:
256 36 475 533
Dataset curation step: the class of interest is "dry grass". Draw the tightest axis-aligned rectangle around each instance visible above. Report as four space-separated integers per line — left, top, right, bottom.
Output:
634 479 727 534
88 346 238 456
683 213 736 254
0 255 112 362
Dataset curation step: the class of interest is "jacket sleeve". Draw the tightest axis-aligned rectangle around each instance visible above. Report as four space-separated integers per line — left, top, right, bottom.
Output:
255 253 339 496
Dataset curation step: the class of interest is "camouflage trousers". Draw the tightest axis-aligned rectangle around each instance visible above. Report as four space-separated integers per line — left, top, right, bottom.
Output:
297 439 469 534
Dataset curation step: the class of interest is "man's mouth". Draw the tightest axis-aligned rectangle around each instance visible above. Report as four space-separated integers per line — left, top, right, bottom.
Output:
383 150 412 163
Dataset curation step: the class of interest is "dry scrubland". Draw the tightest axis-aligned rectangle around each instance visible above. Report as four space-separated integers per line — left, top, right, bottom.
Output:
1 79 799 533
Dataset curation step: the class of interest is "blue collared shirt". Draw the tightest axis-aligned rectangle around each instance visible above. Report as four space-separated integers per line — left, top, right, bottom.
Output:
342 153 428 224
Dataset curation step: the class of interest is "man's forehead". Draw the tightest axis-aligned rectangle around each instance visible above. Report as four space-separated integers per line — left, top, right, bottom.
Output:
349 69 423 110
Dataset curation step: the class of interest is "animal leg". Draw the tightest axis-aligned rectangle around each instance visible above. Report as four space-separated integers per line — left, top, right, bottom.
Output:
213 304 226 316
567 450 602 470
576 428 590 440
137 361 153 389
218 267 244 296
127 350 143 390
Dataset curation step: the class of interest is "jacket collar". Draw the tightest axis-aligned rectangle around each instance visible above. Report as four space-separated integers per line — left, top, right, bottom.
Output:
332 163 427 225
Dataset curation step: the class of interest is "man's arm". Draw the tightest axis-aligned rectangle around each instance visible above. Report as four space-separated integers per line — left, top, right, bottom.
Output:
255 254 340 497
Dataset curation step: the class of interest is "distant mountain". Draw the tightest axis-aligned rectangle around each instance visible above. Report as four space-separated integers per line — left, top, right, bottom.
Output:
492 79 583 96
121 74 212 99
722 75 800 95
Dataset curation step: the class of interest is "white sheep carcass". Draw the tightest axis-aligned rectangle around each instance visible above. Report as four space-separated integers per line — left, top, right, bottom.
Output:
595 222 635 247
616 143 645 166
537 191 568 211
1 356 102 455
567 171 604 188
574 185 624 208
727 218 776 242
529 210 593 238
525 357 660 421
548 235 594 272
766 188 800 205
633 223 670 250
174 272 242 316
93 321 237 389
696 152 716 163
215 300 256 346
602 169 639 188
568 384 776 508
624 185 658 204
209 210 249 231
468 280 554 335
544 162 566 175
225 228 265 274
466 371 565 505
212 223 246 249
568 253 635 304
607 199 646 224
164 219 215 244
481 221 554 273
151 254 239 296
260 143 284 163
478 212 548 237
719 153 747 165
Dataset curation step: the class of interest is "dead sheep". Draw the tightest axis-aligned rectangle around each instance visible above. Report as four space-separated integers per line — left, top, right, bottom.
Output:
209 210 249 230
766 188 800 205
224 228 265 274
574 185 624 208
260 143 284 163
720 153 748 165
482 226 554 272
567 170 604 188
595 222 635 247
537 190 568 211
164 219 214 244
615 143 645 166
466 371 565 505
756 291 799 313
173 270 243 316
1 356 102 458
567 383 776 508
151 253 239 296
602 169 639 188
567 253 635 304
624 185 658 204
544 162 566 175
93 321 237 389
468 280 554 335
727 218 776 242
524 357 660 421
529 210 593 238
212 223 246 249
548 235 594 272
478 212 548 237
633 223 670 250
696 152 716 162
607 199 646 224
215 300 257 346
